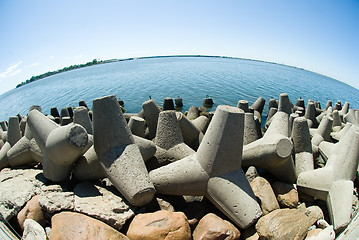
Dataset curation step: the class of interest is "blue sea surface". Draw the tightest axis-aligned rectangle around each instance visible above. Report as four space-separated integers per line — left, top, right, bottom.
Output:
0 56 358 121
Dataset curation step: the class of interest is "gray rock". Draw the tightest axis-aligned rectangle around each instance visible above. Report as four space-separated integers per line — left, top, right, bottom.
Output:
0 169 44 221
74 181 134 230
22 219 47 240
39 186 74 214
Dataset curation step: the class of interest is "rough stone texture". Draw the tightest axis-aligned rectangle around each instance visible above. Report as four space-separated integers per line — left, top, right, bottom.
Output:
39 186 74 214
272 181 299 208
192 213 241 240
0 169 44 221
256 209 314 240
74 181 134 230
17 195 46 230
250 177 279 215
22 219 47 240
50 211 129 240
126 210 191 240
245 166 259 183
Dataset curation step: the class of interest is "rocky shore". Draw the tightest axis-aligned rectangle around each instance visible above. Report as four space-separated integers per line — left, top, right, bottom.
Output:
0 93 358 240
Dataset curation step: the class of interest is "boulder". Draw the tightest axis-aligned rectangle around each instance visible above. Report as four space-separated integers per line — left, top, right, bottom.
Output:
192 213 241 240
0 169 44 221
74 181 134 230
272 181 299 208
39 186 74 214
250 177 279 215
256 209 314 240
50 211 129 240
126 210 191 240
22 219 47 240
17 195 46 230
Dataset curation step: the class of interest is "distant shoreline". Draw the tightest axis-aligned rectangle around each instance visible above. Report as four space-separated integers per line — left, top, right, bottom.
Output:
15 55 342 89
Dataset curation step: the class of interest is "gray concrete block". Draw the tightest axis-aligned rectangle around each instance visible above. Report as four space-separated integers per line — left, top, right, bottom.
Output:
150 105 262 229
93 95 155 206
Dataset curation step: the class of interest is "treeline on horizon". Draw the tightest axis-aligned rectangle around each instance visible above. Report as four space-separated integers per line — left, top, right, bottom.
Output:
15 58 116 88
15 55 305 89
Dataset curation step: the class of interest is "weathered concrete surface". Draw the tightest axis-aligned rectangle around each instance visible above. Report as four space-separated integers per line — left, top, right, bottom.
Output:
297 125 359 231
74 182 134 230
0 169 44 221
93 95 155 206
242 111 296 183
27 110 90 181
292 117 314 177
150 105 262 229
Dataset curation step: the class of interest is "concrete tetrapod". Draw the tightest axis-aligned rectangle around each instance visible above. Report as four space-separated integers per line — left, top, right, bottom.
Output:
73 135 156 181
297 125 359 232
154 110 195 161
27 109 90 181
73 106 93 135
176 112 204 150
93 95 155 206
0 116 23 169
278 93 292 115
242 111 296 183
142 99 161 139
291 117 314 177
7 119 43 167
149 105 262 229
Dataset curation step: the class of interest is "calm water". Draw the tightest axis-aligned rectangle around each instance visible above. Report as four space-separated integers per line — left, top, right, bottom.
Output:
0 56 358 121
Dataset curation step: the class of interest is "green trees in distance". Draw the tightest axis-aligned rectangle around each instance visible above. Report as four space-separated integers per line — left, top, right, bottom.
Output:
15 58 106 88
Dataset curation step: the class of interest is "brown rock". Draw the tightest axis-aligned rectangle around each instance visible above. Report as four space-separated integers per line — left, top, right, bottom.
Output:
250 177 279 215
193 213 240 240
272 181 299 208
50 211 129 240
256 208 313 240
126 210 191 240
17 195 47 230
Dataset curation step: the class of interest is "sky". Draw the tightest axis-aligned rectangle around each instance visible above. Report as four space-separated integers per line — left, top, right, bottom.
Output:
0 0 358 95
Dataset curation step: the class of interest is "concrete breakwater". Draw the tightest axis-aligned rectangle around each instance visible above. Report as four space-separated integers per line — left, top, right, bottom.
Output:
0 93 358 239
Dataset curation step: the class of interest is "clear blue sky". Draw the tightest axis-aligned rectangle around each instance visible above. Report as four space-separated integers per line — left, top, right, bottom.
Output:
0 0 358 95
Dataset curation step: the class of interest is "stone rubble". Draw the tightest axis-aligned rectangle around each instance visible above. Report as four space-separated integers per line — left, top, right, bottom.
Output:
0 94 358 239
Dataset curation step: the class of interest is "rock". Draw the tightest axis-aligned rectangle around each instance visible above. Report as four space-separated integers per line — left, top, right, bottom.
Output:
240 226 259 240
22 219 47 240
245 166 259 183
126 210 191 240
305 229 323 239
192 213 241 240
256 208 314 240
272 181 299 208
17 195 46 230
306 225 335 240
74 181 134 230
250 177 279 215
50 211 129 240
39 186 74 214
306 206 324 223
0 169 44 221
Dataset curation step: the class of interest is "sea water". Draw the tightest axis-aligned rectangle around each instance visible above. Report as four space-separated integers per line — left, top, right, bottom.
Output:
0 56 358 121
